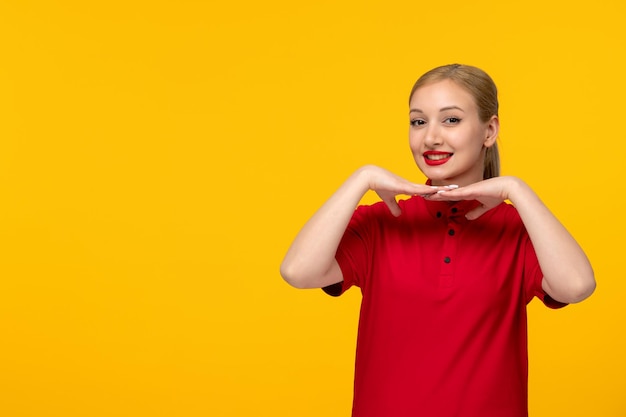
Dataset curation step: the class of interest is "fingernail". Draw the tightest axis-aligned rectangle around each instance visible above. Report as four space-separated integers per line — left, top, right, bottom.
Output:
446 184 459 189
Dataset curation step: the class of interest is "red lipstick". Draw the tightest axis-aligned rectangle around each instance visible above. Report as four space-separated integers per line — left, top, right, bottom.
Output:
423 151 452 166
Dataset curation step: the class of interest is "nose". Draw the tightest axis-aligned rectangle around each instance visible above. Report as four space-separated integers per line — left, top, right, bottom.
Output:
423 124 443 148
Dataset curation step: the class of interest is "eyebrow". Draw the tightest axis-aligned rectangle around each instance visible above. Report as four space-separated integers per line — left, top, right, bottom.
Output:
409 106 465 114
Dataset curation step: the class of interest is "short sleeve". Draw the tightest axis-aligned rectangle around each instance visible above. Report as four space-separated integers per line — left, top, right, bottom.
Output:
523 235 568 309
322 204 377 297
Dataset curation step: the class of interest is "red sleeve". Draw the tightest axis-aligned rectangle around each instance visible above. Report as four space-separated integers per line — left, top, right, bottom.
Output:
523 235 568 309
322 204 377 297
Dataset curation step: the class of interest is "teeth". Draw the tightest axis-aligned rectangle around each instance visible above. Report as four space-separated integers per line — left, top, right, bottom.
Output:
426 154 451 160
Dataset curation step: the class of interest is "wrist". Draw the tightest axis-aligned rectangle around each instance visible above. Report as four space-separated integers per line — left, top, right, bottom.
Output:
354 165 377 192
504 176 529 205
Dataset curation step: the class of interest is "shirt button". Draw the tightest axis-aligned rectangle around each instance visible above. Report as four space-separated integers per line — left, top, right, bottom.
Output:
448 229 455 236
451 207 458 214
436 211 442 218
444 257 451 263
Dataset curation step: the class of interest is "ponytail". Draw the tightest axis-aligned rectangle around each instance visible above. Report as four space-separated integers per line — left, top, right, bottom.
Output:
483 142 500 179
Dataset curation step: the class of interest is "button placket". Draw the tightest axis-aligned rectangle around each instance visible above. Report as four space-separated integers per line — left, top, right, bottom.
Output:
439 218 459 287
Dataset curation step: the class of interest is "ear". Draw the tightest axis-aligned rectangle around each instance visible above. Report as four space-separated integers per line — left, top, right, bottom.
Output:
483 115 499 148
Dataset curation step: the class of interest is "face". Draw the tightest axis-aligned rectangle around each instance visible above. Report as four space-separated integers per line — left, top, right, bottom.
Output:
408 79 498 186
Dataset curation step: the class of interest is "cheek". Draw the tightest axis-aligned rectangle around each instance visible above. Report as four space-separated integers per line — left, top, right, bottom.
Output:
408 131 421 152
408 137 426 166
449 129 482 150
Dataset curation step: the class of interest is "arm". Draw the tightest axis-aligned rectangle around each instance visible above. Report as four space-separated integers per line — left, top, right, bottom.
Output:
430 176 595 303
280 165 441 289
506 178 595 303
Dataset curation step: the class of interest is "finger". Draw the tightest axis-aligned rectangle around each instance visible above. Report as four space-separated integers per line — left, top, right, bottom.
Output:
431 187 475 201
415 184 456 197
400 183 437 196
418 186 440 198
384 198 402 217
465 205 490 220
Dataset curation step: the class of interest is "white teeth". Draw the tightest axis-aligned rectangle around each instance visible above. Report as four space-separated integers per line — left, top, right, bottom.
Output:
426 154 452 160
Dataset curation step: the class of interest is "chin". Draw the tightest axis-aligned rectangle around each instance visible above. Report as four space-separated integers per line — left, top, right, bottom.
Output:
420 169 449 183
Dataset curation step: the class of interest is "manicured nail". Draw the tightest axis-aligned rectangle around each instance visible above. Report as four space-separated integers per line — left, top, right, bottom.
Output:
446 184 459 189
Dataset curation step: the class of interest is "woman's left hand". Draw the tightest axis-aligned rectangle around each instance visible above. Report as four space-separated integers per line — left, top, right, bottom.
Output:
427 176 518 220
432 175 596 303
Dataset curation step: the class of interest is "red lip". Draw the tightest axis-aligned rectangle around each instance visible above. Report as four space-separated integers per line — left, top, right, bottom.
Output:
423 151 452 166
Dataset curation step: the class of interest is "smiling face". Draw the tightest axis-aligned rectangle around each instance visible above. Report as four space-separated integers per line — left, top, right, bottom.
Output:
409 79 499 186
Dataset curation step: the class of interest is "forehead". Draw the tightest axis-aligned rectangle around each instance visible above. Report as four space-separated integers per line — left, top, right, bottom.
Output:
409 79 476 111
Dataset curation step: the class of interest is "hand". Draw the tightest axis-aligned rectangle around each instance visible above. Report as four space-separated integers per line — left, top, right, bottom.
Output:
359 165 447 217
427 176 518 220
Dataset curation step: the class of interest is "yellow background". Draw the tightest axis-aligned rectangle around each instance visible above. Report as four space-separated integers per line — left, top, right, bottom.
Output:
0 0 624 415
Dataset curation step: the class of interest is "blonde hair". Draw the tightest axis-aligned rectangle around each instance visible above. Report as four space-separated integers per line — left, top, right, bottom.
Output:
409 64 500 179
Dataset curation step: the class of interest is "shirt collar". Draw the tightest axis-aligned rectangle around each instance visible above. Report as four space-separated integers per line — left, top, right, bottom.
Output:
424 179 481 222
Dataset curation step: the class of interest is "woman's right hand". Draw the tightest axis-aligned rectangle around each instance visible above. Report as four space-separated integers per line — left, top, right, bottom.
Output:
281 165 439 288
359 165 440 216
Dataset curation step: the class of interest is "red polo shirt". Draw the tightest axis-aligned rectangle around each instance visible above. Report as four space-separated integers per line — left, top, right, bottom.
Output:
328 196 565 417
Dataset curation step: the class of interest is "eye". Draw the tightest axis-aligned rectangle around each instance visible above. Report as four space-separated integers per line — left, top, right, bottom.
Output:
444 117 461 124
410 119 426 127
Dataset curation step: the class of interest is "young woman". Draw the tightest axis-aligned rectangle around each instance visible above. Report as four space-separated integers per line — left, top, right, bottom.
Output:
280 64 595 417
